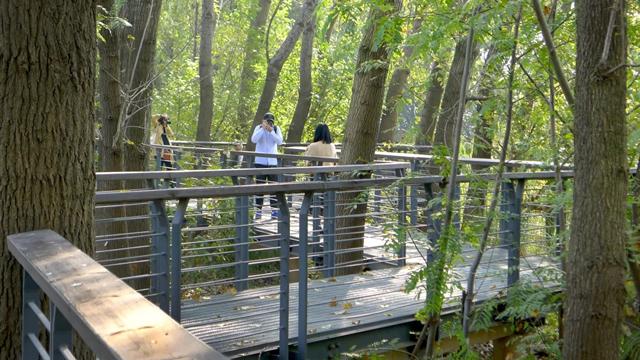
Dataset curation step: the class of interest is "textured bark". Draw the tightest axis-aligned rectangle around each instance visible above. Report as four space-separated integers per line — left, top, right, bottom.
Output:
335 0 401 275
285 9 316 143
378 19 421 143
415 62 444 148
462 45 499 228
245 0 319 150
236 0 271 131
0 1 97 358
564 0 627 358
120 0 163 173
196 0 216 143
96 0 130 278
433 40 479 148
120 0 163 289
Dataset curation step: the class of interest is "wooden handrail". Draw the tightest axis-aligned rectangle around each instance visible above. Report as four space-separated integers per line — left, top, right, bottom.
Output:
8 230 227 360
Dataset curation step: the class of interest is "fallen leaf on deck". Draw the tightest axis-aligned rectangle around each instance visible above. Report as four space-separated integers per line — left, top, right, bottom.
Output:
328 277 337 282
384 313 393 317
329 297 338 307
308 328 317 335
333 310 348 315
342 302 353 310
233 305 256 311
351 320 361 325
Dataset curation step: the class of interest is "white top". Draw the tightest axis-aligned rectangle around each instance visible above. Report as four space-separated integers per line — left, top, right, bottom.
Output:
251 125 283 166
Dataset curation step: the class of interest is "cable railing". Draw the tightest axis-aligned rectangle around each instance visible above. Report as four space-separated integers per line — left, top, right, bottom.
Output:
91 162 572 358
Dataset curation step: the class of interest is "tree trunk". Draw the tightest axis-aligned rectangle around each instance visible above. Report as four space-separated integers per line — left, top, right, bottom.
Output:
196 0 216 143
285 9 316 143
433 39 479 148
120 0 163 290
96 0 130 278
462 45 499 229
120 0 163 173
236 0 271 133
245 0 319 150
0 1 96 358
193 1 199 61
564 0 627 358
335 0 401 275
415 61 444 148
378 19 421 144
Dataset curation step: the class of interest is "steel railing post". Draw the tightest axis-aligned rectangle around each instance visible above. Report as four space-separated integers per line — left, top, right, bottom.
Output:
21 271 40 360
276 193 290 359
235 195 250 291
150 199 170 314
297 192 313 360
49 304 72 360
323 190 337 278
395 168 407 266
170 198 189 322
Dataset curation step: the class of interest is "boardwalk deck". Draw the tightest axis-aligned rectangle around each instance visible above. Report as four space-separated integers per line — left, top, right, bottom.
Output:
181 248 557 357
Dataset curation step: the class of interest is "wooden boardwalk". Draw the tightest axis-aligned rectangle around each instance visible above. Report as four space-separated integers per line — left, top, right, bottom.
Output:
181 248 557 357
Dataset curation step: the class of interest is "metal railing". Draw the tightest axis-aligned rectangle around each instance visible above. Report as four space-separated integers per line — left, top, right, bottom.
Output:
93 162 570 358
7 230 227 360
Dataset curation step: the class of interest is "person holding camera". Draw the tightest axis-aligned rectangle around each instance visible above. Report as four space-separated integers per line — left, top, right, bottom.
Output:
151 114 177 187
251 112 283 219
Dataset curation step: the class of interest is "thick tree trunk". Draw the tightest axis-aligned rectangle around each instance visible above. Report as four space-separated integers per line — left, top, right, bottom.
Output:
285 10 316 143
196 0 216 143
378 19 421 144
335 0 401 275
564 0 627 358
433 40 479 148
245 0 319 150
415 62 444 148
96 0 130 278
236 0 271 132
0 1 96 358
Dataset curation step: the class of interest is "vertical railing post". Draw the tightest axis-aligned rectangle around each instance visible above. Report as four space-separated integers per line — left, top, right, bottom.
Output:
323 189 337 278
21 271 40 360
395 168 407 267
297 192 313 360
276 193 291 359
424 183 441 263
149 199 170 313
500 181 524 286
311 173 325 260
49 304 72 360
173 150 182 188
235 195 250 291
409 160 419 226
170 198 189 322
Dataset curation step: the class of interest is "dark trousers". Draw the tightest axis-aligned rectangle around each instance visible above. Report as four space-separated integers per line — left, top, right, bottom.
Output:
254 163 278 210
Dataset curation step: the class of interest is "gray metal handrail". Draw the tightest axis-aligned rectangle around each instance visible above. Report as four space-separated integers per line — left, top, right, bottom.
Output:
7 230 227 360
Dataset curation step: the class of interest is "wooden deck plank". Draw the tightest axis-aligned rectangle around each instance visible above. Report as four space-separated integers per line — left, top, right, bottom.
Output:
8 230 227 360
181 248 557 357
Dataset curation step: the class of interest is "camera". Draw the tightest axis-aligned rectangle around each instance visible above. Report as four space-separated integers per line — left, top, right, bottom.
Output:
158 116 171 125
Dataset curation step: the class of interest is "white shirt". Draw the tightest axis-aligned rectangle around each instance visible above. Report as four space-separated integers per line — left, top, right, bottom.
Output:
251 125 283 166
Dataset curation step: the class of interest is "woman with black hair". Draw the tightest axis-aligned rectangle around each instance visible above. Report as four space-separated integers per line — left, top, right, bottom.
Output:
304 124 338 165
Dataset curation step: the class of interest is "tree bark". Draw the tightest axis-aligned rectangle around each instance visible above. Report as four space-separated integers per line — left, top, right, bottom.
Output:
120 0 163 290
196 0 216 143
378 19 421 144
245 0 319 150
120 0 163 173
96 0 130 278
236 0 271 133
462 45 499 228
335 0 401 275
415 61 444 148
433 40 479 148
564 0 627 358
0 1 96 358
285 9 316 143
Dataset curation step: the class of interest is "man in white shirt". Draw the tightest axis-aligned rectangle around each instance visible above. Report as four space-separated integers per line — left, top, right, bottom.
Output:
251 112 283 219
